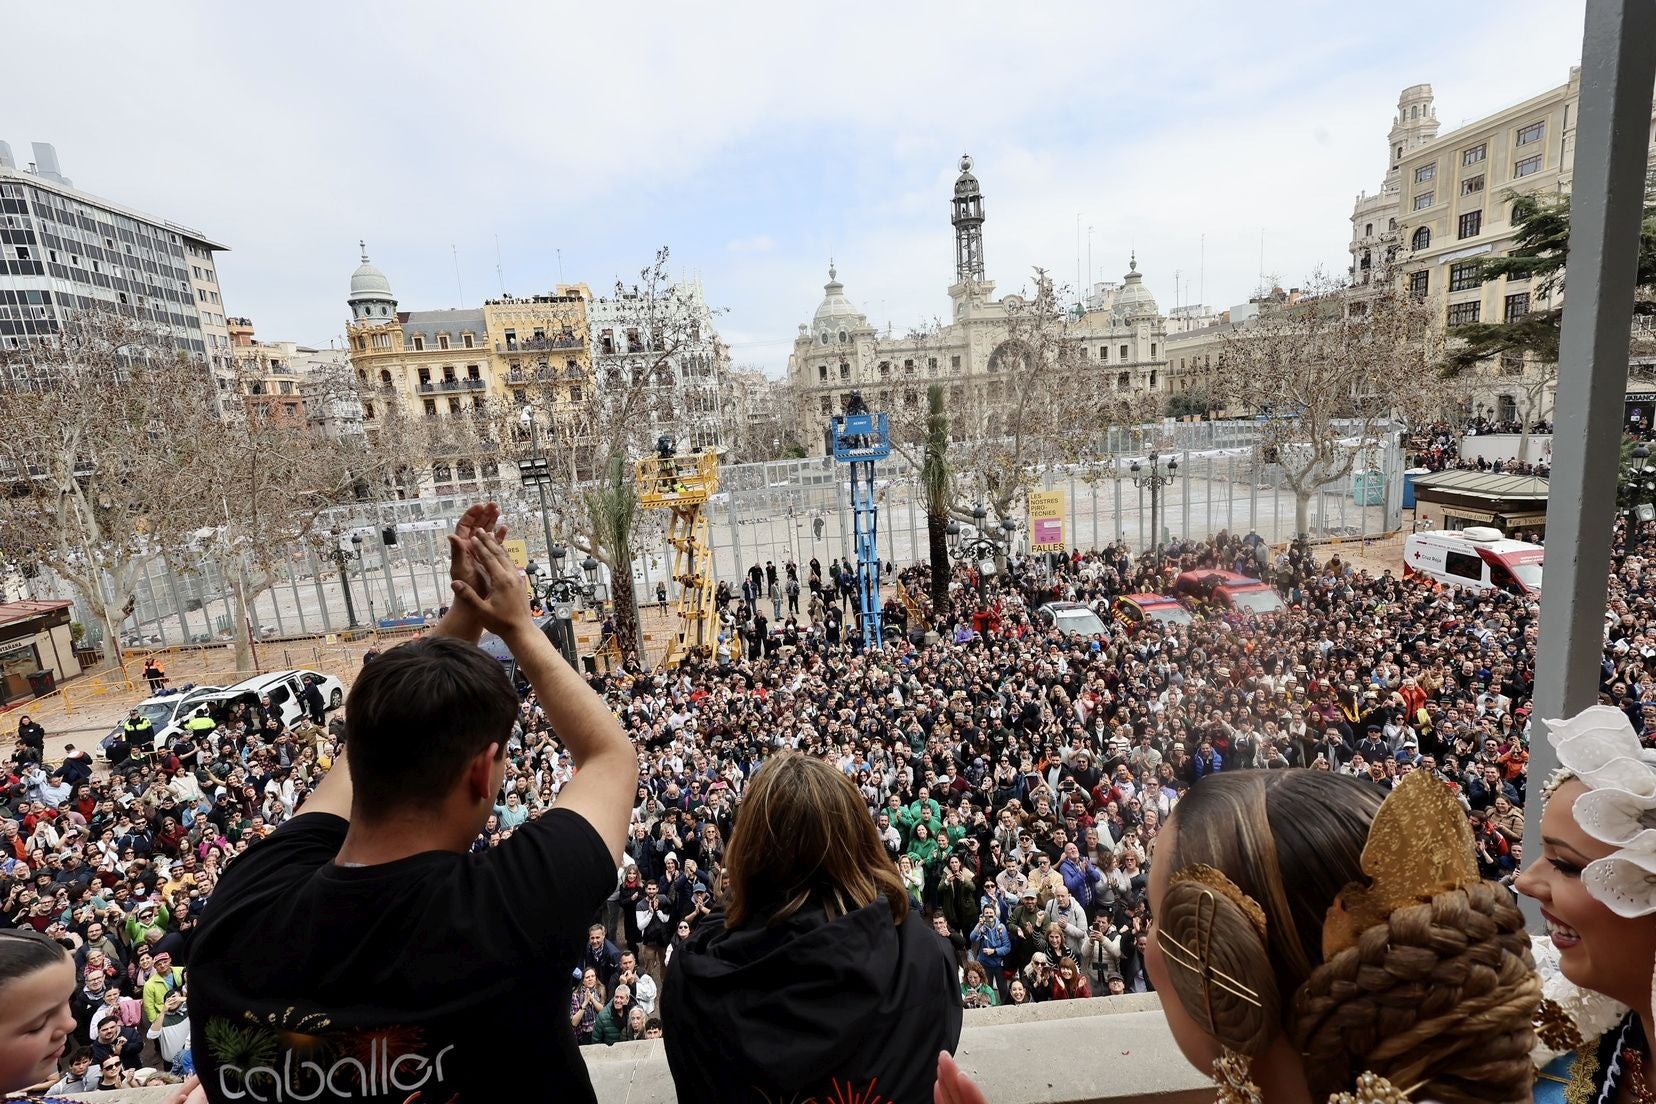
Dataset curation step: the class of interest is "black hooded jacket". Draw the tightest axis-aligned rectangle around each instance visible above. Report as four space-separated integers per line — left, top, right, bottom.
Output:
662 898 961 1104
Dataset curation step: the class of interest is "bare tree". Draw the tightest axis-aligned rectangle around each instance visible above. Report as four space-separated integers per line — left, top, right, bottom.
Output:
1217 272 1446 538
174 370 387 671
0 309 220 667
513 248 716 658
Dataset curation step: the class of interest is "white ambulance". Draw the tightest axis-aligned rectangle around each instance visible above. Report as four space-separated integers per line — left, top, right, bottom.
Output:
1402 527 1544 597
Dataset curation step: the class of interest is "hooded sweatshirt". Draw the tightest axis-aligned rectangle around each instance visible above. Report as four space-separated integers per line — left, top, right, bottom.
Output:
663 898 961 1104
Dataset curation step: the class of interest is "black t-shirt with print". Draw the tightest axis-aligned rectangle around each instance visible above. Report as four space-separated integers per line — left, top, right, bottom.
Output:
189 808 613 1103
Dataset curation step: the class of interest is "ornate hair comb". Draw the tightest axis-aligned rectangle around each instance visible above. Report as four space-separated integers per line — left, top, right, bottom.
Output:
1157 863 1274 1048
1322 770 1479 958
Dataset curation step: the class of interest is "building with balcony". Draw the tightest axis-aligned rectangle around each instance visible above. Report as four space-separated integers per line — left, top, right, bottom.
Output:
485 286 593 416
226 316 355 433
586 279 728 453
0 141 235 412
786 156 1169 454
1349 72 1656 424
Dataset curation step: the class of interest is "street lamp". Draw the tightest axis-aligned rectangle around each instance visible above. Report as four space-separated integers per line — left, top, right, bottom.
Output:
951 506 1003 602
1129 451 1178 571
329 530 361 630
517 406 557 564
1627 443 1655 526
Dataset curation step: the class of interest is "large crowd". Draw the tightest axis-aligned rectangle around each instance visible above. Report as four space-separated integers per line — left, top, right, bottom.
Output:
13 483 1651 1097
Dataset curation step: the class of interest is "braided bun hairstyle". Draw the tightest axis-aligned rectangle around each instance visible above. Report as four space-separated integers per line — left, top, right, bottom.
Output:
1291 881 1537 1104
1160 772 1537 1104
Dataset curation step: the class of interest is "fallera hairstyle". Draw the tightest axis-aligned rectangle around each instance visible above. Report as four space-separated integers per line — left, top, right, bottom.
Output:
723 751 908 928
344 636 517 819
1162 770 1536 1104
0 928 69 990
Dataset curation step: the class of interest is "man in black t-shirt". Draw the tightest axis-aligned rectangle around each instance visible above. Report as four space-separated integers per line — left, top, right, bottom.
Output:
189 505 638 1104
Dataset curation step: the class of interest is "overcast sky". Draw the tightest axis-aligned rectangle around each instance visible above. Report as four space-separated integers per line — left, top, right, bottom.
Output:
10 1 1588 375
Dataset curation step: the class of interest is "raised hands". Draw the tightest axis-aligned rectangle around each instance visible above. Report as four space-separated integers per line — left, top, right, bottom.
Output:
450 528 534 637
448 502 507 600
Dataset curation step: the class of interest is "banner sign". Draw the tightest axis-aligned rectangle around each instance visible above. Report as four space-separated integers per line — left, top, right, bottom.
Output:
1029 490 1066 552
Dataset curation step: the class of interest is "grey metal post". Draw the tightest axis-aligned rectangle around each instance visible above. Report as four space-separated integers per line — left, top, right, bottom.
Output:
1225 453 1238 536
401 526 420 614
379 532 401 615
1525 0 1656 906
309 548 333 635
424 529 445 613
1113 474 1123 544
159 553 190 644
1091 473 1100 551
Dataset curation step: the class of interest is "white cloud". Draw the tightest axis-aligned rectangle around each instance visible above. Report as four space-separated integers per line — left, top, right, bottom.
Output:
3 0 1590 374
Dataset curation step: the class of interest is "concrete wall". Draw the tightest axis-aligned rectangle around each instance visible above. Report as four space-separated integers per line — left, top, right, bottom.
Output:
61 995 1212 1104
1458 433 1553 465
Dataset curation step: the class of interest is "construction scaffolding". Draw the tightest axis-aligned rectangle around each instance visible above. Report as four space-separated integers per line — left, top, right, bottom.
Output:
636 449 720 667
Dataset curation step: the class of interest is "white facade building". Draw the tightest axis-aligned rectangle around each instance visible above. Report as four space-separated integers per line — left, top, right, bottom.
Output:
786 156 1170 453
586 279 730 453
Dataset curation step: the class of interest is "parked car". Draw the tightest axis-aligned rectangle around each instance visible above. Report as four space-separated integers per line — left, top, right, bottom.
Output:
1402 527 1543 597
102 684 225 758
1110 593 1194 632
1172 570 1287 616
195 669 346 728
1036 601 1108 638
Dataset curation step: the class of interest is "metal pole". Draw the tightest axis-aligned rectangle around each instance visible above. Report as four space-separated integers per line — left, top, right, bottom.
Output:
1180 450 1191 542
379 531 400 615
533 419 556 573
1151 481 1161 573
1526 0 1656 901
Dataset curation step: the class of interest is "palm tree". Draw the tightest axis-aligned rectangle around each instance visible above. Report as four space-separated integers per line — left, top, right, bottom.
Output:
920 384 953 615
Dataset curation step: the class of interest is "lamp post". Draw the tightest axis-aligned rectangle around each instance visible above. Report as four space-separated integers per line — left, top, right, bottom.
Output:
518 406 558 563
328 531 361 630
949 506 1003 602
1129 451 1178 572
1625 443 1655 528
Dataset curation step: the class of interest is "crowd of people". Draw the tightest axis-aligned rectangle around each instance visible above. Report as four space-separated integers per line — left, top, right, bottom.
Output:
1412 420 1553 476
3 486 1650 1102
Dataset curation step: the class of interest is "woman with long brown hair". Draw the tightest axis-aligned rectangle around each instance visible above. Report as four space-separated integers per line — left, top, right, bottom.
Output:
663 751 959 1104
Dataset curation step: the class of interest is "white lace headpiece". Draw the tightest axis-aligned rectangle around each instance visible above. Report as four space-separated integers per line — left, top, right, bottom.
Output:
1545 704 1656 918
1533 704 1656 1064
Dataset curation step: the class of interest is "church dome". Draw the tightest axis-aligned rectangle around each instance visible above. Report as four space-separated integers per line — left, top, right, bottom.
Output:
1110 255 1160 322
813 263 862 327
348 242 394 304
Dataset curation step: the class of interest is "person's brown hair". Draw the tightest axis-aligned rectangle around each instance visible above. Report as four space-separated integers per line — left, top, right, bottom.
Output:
344 636 517 820
723 752 908 928
1164 771 1536 1104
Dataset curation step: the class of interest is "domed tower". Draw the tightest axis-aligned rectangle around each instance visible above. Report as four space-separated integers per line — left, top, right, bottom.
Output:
347 241 397 323
952 154 986 283
1387 85 1440 175
1111 254 1161 324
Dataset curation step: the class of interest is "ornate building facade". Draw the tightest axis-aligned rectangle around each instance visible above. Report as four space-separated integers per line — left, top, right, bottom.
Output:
786 156 1169 454
1348 72 1656 425
343 246 734 495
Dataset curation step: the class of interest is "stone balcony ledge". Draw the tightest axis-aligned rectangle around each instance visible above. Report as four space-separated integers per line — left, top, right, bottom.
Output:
61 994 1209 1104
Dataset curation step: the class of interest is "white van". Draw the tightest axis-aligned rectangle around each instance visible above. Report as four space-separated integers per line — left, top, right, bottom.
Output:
1402 527 1543 597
